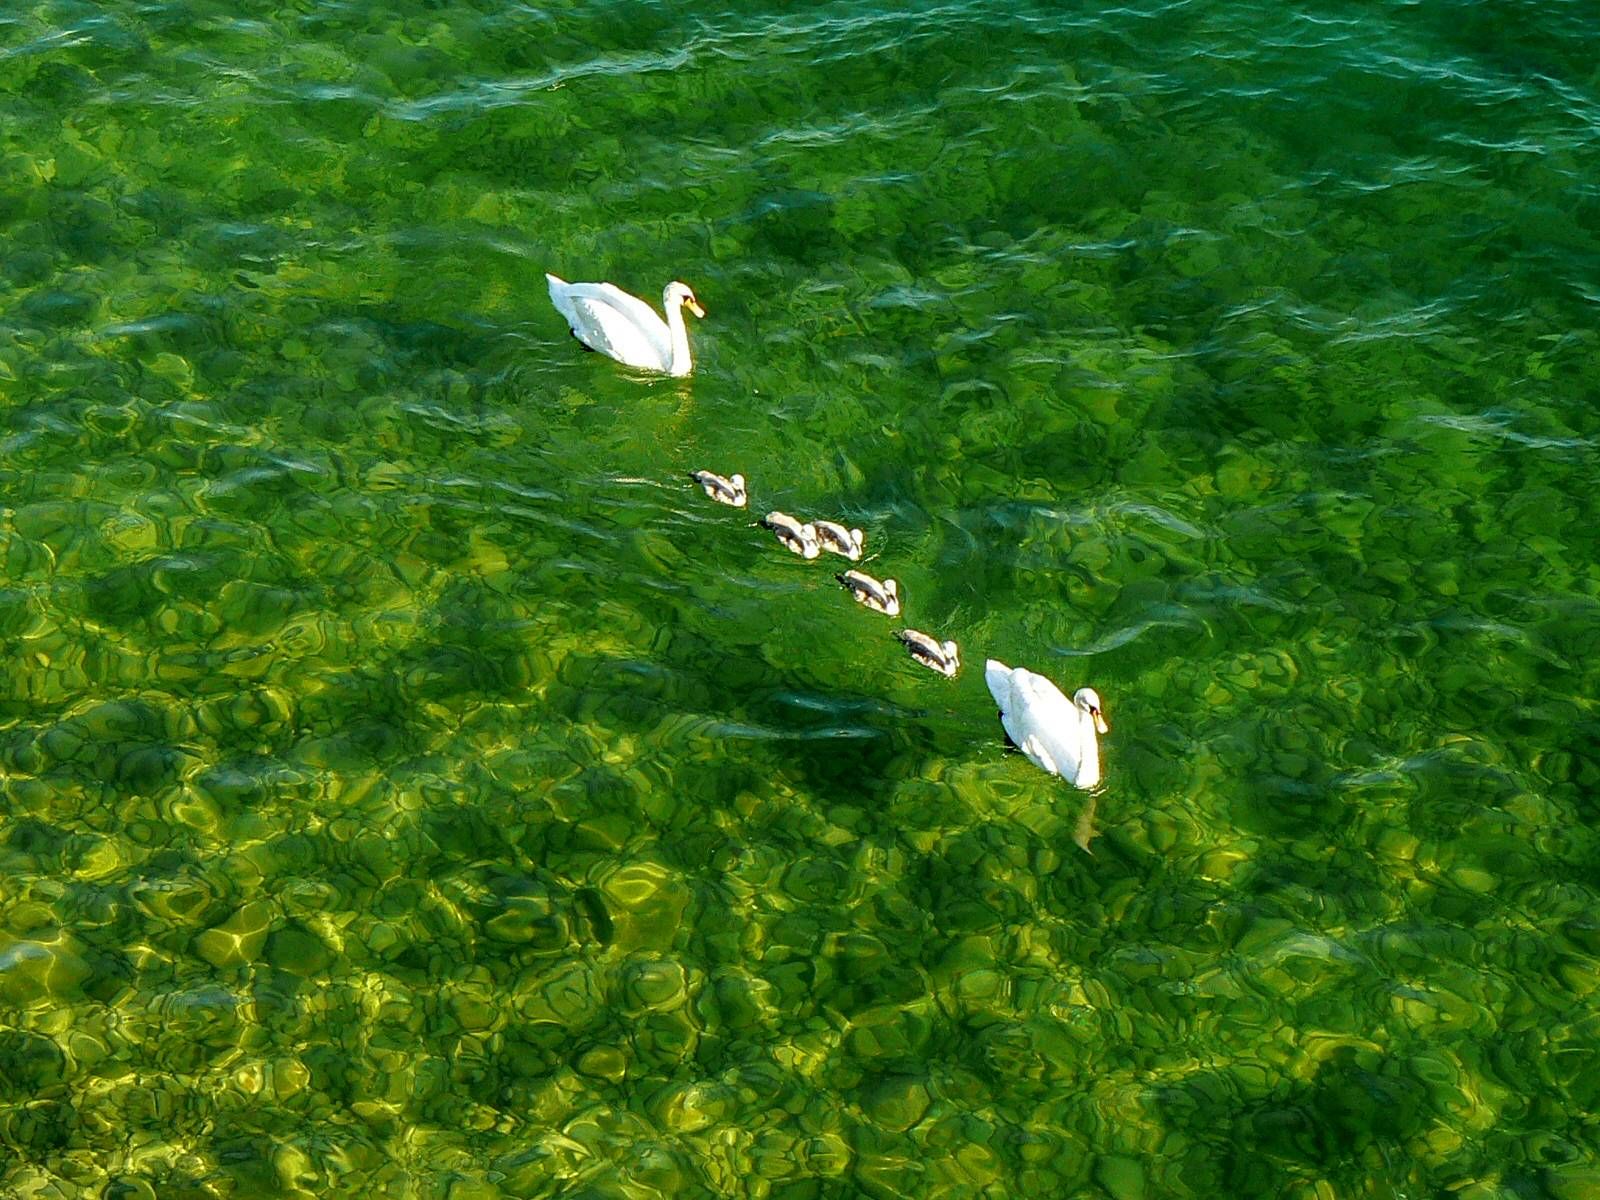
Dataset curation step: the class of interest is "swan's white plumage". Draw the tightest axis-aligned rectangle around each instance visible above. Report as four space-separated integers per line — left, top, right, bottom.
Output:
546 274 703 376
985 659 1107 789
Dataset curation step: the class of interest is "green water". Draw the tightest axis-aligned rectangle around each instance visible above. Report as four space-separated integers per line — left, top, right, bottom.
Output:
2 0 1599 1196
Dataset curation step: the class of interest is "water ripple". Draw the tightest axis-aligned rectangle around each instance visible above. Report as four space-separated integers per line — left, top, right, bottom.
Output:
2 0 1599 1195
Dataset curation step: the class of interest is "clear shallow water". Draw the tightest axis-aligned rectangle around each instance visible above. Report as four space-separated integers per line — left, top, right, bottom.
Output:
2 0 1599 1196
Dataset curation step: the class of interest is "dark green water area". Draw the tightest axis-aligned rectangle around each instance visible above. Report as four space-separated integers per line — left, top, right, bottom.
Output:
2 0 1599 1196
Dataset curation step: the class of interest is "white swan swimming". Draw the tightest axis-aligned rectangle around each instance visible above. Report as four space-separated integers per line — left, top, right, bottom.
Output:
546 274 705 376
985 660 1108 789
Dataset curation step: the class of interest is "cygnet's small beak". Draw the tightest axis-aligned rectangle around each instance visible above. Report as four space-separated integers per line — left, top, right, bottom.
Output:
1093 709 1109 735
687 298 706 318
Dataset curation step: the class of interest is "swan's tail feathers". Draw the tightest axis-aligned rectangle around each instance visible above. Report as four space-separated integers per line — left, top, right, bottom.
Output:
546 274 580 334
984 660 1014 709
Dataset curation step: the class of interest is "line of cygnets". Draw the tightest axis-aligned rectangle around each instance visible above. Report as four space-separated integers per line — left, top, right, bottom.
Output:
688 469 962 677
686 467 1110 790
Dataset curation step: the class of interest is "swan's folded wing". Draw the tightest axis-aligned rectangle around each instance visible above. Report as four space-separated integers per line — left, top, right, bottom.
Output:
555 282 672 369
1013 668 1074 724
1020 733 1060 777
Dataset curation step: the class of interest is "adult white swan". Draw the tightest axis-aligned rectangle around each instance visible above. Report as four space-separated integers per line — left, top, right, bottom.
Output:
546 274 705 376
985 660 1108 789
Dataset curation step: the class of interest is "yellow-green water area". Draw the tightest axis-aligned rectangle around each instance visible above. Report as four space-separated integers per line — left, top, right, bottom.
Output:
2 0 1598 1196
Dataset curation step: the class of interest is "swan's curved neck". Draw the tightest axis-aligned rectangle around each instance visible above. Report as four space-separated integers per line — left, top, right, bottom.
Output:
663 295 692 376
1076 706 1102 787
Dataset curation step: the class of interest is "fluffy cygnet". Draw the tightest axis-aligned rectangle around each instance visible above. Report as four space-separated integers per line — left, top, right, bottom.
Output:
838 569 900 616
812 520 864 560
897 629 959 676
691 470 747 507
762 511 820 559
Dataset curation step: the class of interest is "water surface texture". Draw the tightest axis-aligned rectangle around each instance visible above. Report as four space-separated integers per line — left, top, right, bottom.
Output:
2 1 1599 1197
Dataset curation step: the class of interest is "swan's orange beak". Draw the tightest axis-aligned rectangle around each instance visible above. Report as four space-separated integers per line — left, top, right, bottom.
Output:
1093 709 1109 735
687 298 706 319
